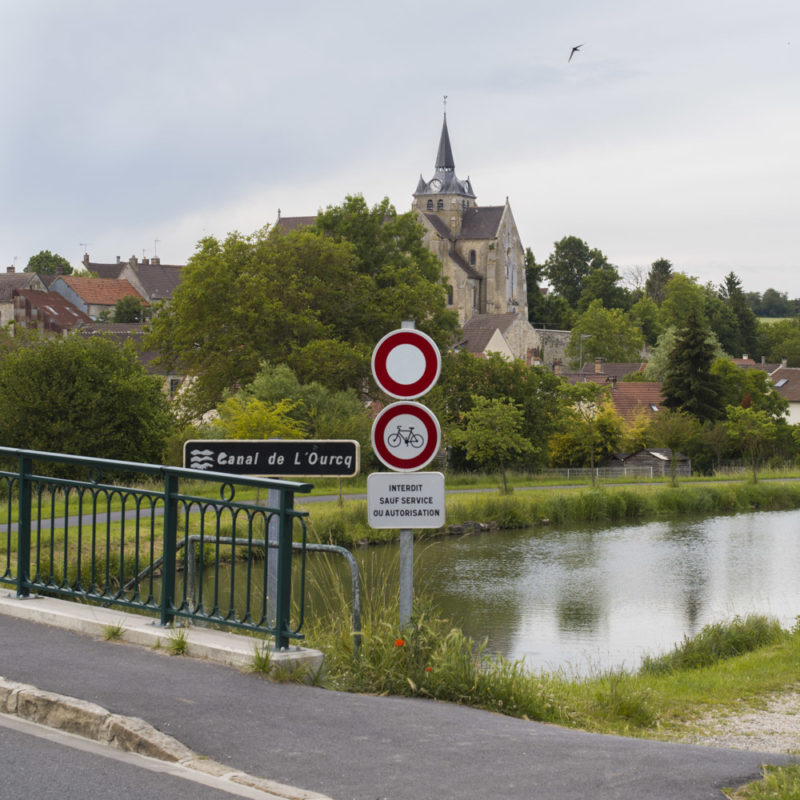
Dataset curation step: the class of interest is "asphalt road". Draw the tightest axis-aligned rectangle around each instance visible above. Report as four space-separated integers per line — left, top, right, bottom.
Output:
0 613 793 800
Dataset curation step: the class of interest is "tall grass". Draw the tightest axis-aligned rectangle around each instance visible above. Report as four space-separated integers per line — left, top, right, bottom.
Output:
302 482 800 548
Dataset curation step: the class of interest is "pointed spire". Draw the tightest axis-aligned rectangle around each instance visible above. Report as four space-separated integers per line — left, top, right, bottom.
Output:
435 113 455 172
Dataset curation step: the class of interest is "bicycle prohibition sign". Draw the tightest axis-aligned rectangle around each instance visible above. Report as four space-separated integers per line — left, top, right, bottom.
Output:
371 400 441 472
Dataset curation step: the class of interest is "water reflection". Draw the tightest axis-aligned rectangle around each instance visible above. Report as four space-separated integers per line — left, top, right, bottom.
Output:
183 509 800 677
364 509 800 675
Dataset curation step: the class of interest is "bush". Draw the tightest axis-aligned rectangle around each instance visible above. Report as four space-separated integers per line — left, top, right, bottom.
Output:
640 615 786 675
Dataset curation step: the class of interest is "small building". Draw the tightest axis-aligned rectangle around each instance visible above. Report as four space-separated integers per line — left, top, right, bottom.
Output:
767 365 800 424
605 448 691 477
82 254 184 304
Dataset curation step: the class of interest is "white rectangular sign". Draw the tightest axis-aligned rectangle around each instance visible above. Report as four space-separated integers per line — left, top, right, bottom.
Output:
367 471 445 529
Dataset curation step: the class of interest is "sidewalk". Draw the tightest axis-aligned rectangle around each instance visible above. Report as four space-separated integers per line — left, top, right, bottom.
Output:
0 593 795 800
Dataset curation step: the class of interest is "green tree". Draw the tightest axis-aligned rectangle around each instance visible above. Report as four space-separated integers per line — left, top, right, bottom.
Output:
112 294 149 323
0 335 173 469
724 405 779 482
544 236 610 308
448 396 535 493
644 258 672 305
548 384 623 482
659 273 707 330
757 318 800 366
711 359 788 420
428 351 567 471
661 308 724 422
566 300 645 367
147 197 458 413
628 295 663 348
648 409 701 485
25 250 73 275
214 397 307 439
720 272 759 358
577 263 630 311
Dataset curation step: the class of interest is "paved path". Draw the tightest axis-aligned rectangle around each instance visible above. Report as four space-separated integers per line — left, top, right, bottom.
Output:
0 607 794 800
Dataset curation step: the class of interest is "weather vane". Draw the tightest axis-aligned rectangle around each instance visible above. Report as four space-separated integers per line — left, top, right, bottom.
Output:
443 95 447 114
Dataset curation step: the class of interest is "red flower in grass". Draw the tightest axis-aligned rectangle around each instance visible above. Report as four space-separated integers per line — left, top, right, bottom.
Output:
394 638 405 647
425 667 432 672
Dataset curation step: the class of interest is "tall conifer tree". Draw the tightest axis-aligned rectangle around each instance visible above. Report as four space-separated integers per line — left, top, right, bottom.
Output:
662 308 724 422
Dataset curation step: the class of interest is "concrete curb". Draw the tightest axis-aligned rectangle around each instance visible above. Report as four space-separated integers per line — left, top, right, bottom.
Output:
0 593 324 676
0 675 331 800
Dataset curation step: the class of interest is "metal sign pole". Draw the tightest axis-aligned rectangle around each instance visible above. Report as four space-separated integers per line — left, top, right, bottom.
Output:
399 528 413 627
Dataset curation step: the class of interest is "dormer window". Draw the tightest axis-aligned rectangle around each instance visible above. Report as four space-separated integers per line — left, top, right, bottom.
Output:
437 199 444 211
426 199 433 211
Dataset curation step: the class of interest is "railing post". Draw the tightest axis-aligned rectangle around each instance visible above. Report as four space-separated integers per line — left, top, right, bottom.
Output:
160 471 178 626
274 488 294 650
16 455 32 598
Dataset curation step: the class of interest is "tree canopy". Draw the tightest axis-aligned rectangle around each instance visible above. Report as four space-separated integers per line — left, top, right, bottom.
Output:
25 250 73 275
0 335 173 467
146 196 458 413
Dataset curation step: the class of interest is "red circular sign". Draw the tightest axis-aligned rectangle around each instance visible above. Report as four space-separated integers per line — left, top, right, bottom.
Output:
371 329 441 399
371 401 441 472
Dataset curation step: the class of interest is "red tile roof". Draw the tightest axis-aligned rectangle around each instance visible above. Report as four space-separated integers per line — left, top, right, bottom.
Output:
606 382 665 422
58 276 145 306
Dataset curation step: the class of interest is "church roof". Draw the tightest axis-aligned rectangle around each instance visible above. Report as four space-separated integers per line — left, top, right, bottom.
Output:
413 114 476 199
436 115 455 171
459 313 519 354
459 206 505 239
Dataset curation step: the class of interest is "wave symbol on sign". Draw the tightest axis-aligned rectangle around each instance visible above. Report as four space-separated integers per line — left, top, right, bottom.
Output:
189 449 215 470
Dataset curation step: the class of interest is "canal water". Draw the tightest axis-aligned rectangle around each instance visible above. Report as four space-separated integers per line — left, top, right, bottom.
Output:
399 509 800 675
184 508 800 676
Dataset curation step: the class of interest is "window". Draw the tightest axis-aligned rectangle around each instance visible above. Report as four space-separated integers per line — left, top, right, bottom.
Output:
437 199 444 211
775 378 788 388
469 249 476 266
426 199 433 211
447 285 453 305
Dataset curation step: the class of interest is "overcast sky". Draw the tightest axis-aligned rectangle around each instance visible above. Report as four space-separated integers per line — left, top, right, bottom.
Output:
2 0 798 296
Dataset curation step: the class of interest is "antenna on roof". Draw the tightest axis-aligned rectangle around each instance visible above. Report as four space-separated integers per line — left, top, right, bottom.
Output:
142 248 147 261
154 238 160 257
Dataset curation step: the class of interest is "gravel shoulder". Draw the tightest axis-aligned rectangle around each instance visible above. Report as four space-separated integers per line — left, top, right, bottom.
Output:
677 688 800 754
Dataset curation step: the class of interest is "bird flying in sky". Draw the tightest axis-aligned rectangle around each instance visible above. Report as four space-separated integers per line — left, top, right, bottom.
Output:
569 44 583 62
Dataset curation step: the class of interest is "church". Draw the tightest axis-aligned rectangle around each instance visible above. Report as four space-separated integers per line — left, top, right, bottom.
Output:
278 111 543 363
412 112 539 362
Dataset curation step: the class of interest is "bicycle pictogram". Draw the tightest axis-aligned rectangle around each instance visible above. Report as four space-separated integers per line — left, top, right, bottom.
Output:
387 425 424 449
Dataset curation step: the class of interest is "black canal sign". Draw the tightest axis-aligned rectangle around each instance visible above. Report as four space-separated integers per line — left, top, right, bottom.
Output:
183 439 360 478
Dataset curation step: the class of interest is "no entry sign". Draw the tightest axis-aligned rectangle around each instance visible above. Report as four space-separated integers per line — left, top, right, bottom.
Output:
371 328 441 399
371 401 441 472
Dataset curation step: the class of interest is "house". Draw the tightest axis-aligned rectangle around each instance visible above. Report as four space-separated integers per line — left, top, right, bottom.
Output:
0 269 47 326
82 254 183 303
49 275 146 320
12 289 92 333
767 365 800 423
605 448 691 477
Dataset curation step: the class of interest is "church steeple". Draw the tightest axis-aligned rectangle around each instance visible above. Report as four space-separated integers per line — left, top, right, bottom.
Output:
435 114 455 172
413 104 476 204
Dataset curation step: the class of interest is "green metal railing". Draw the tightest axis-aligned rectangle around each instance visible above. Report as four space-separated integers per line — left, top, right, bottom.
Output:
0 447 312 648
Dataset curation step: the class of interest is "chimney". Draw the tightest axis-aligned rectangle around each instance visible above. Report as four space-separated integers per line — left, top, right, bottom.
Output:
781 358 788 368
83 253 90 266
594 357 604 374
742 354 749 360
6 266 14 274
761 355 766 365
151 256 160 265
129 255 138 267
116 256 121 264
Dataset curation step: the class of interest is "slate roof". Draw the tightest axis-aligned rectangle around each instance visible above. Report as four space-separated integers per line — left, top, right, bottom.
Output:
448 248 482 281
86 262 125 279
13 289 92 329
131 263 183 301
57 276 145 306
274 215 317 232
459 206 504 239
0 272 40 301
421 213 453 241
459 313 518 354
769 367 800 402
77 323 172 375
578 361 648 379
